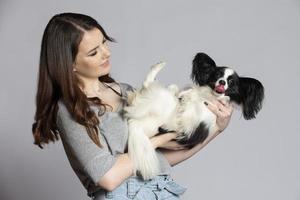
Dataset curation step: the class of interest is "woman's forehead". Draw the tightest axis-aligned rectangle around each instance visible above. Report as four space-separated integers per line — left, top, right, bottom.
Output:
78 28 104 53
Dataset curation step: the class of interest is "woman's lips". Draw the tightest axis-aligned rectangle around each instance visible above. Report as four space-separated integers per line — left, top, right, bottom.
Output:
100 60 109 67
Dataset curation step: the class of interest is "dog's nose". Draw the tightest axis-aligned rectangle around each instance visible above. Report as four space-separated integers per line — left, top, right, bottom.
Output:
219 80 226 85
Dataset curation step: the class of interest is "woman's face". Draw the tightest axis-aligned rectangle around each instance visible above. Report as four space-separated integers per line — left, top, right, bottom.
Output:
73 28 111 79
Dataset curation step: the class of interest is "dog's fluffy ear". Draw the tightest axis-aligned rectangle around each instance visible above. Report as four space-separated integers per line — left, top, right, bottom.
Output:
238 77 265 120
191 52 217 85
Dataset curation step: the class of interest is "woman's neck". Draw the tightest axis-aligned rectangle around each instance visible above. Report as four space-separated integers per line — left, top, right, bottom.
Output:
78 77 107 97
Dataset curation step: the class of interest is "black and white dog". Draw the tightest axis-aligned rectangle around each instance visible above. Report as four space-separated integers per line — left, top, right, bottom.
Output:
123 52 265 180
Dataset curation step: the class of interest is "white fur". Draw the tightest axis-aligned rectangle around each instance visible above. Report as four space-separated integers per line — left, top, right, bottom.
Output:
123 61 229 180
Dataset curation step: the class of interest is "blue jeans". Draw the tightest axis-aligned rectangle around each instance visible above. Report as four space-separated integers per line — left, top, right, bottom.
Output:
92 174 187 200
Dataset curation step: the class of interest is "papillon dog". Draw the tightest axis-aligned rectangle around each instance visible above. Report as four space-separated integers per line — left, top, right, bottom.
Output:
123 52 265 180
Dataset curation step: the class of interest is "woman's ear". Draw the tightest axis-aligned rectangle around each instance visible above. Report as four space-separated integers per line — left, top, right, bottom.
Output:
239 77 265 120
72 62 77 72
190 52 216 85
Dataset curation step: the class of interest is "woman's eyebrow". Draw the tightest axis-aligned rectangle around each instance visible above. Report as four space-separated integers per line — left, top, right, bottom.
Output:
87 38 106 54
87 45 99 54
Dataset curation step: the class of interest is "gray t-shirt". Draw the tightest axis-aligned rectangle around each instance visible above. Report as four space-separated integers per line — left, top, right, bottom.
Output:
56 82 172 197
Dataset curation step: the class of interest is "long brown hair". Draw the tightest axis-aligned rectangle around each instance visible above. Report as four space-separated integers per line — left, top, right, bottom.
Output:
32 12 118 149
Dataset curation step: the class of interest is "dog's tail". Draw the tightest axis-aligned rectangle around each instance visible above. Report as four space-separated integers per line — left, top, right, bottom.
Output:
127 119 160 180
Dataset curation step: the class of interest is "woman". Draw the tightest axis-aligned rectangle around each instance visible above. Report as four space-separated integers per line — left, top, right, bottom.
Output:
32 12 233 199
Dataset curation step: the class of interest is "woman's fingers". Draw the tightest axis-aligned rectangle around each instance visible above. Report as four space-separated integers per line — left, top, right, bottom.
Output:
204 99 235 133
163 132 178 141
152 132 178 148
204 101 221 116
218 100 234 116
205 100 233 117
160 140 188 150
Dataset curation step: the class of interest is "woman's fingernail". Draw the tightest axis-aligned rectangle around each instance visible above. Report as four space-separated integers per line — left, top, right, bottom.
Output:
204 101 208 106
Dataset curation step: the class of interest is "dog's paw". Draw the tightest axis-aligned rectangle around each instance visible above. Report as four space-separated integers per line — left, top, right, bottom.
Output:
151 61 166 71
167 84 179 95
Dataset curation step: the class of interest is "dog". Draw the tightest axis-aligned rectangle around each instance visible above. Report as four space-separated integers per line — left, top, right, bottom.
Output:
123 52 265 180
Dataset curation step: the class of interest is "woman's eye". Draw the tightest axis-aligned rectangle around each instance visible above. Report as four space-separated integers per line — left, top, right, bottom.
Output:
90 51 97 56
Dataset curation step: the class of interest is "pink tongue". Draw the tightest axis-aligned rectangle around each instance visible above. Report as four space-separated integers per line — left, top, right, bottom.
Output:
215 85 225 93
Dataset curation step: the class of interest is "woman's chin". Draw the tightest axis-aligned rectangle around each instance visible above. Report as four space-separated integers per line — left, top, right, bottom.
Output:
98 64 111 74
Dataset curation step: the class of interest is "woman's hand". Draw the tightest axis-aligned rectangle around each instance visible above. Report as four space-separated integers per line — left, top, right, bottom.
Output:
158 139 189 150
204 99 234 136
150 132 188 150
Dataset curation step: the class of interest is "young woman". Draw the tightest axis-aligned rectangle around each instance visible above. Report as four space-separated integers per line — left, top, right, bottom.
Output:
32 12 233 200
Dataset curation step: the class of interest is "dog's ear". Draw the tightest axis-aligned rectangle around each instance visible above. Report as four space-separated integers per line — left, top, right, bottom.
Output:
191 52 217 85
239 77 265 120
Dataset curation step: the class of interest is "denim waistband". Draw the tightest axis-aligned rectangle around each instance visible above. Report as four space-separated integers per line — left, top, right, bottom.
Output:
129 174 186 199
100 174 187 199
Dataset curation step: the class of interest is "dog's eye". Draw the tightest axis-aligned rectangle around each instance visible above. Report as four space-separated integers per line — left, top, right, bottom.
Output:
228 79 233 85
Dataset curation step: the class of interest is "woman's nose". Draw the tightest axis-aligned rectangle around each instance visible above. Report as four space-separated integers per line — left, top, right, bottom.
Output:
101 46 110 59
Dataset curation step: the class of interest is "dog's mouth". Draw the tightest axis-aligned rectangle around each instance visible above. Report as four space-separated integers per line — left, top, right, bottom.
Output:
214 85 225 94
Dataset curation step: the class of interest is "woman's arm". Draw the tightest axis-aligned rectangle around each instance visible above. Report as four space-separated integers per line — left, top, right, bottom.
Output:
98 153 134 191
160 100 234 167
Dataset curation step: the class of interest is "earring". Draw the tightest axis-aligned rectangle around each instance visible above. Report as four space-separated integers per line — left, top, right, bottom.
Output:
73 68 77 72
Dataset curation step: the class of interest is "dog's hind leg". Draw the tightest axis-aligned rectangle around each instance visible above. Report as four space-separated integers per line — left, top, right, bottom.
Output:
143 61 166 88
127 119 160 180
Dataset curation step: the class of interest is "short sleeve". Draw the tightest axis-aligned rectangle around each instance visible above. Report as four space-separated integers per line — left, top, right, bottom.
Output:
56 101 118 185
119 82 137 93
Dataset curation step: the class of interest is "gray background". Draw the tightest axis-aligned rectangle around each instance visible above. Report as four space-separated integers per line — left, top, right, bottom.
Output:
0 0 299 199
